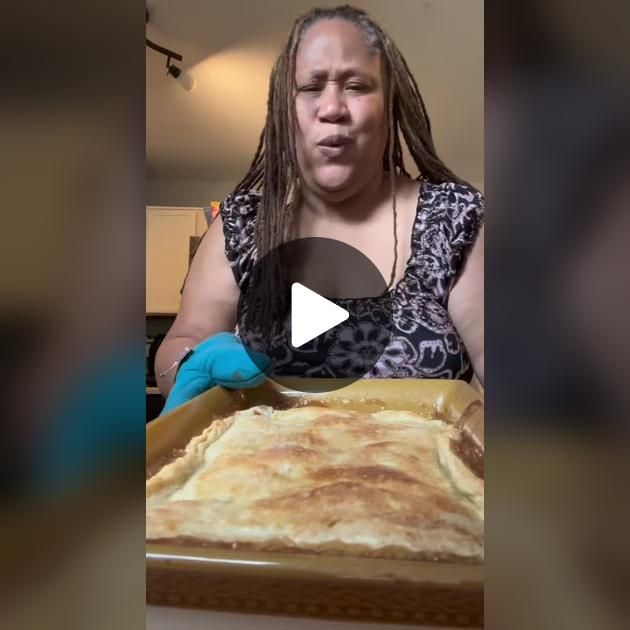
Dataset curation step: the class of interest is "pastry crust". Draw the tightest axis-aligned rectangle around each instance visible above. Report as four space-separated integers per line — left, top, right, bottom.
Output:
146 405 484 561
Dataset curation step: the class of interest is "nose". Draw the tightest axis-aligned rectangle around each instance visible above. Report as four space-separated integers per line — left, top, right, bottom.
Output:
317 83 348 123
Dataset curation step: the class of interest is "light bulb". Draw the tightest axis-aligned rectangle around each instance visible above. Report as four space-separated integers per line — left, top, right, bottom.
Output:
175 71 196 92
167 64 197 92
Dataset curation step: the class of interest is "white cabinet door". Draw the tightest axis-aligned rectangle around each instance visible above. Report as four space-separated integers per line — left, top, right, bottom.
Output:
146 208 198 313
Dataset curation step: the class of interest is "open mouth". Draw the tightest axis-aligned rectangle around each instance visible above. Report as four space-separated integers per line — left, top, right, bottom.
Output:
317 135 353 157
318 134 353 148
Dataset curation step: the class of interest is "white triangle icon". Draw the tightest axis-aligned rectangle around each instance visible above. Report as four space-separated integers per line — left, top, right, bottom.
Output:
291 283 349 348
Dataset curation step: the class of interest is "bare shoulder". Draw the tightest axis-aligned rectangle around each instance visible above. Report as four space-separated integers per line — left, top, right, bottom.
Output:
395 174 422 201
392 174 422 226
450 224 484 309
448 224 484 382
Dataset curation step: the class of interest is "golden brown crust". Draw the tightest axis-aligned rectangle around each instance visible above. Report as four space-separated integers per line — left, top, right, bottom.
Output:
450 433 484 479
146 405 484 561
146 415 238 504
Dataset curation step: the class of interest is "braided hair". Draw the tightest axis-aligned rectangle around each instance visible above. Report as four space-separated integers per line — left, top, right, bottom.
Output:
232 4 464 333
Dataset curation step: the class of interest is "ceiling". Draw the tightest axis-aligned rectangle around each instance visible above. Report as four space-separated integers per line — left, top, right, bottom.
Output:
146 0 484 186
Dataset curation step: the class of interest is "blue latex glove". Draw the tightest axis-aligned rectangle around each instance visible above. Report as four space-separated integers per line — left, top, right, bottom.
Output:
161 333 270 414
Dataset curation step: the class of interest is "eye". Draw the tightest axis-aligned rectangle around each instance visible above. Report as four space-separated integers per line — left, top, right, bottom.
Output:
346 83 369 92
298 84 322 93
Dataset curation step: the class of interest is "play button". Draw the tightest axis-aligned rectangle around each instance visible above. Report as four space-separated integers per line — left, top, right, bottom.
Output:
291 283 349 348
237 237 394 393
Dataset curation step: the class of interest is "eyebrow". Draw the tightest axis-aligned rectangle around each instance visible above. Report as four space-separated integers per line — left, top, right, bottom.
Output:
301 67 377 82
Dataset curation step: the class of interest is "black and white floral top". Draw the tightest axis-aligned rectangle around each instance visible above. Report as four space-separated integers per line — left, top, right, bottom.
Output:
221 179 483 381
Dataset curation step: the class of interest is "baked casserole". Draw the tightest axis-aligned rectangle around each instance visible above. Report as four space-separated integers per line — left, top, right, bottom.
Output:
146 405 483 562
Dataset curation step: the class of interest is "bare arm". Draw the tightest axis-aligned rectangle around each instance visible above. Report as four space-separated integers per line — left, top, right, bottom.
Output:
448 225 484 385
155 215 240 396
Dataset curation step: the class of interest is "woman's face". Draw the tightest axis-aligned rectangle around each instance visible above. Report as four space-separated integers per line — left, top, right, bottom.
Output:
294 19 387 198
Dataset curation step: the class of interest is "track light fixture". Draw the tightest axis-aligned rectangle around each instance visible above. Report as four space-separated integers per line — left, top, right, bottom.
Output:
146 8 196 92
165 64 196 92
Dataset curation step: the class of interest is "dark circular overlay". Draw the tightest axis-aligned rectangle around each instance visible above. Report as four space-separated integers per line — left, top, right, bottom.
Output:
237 237 394 393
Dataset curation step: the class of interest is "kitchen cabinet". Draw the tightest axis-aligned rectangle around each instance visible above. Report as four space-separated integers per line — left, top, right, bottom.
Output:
195 209 209 236
146 207 201 314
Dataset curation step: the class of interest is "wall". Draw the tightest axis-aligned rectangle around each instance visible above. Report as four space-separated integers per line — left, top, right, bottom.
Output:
147 0 484 194
146 179 238 207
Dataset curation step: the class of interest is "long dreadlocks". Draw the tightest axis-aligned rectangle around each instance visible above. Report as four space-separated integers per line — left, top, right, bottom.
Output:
232 4 465 334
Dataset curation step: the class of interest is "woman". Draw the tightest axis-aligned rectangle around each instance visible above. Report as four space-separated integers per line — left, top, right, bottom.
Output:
156 5 483 412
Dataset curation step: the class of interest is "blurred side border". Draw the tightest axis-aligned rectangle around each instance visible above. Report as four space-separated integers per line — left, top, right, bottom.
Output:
0 2 146 629
485 0 630 628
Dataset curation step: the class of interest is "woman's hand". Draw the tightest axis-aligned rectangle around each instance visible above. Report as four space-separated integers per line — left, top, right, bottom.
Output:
161 333 270 414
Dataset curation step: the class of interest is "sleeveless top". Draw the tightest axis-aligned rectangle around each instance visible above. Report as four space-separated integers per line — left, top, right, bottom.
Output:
221 179 484 382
